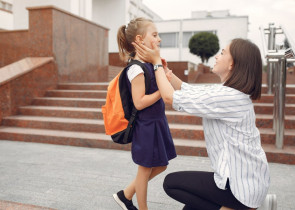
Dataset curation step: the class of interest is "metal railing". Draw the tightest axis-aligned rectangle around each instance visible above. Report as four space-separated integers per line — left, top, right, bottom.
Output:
259 23 295 149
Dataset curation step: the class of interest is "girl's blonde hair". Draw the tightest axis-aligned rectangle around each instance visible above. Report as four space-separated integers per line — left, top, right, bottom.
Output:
117 17 153 62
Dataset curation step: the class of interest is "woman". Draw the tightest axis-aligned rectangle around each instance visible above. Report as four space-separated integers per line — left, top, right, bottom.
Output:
132 38 270 210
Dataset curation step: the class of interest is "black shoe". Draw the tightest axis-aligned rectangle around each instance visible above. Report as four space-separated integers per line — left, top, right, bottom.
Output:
113 190 138 210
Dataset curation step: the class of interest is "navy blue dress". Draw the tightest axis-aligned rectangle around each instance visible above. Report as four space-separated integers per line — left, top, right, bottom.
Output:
126 62 177 167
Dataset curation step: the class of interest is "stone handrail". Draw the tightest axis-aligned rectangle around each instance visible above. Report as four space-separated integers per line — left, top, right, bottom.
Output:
0 57 57 124
0 57 53 86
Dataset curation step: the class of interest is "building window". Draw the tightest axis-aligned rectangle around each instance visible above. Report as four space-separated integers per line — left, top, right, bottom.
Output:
183 32 195 48
182 31 217 48
0 1 13 13
159 33 178 48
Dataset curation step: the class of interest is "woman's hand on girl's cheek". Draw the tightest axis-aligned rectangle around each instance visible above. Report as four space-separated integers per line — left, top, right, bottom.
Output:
132 41 152 62
132 41 161 64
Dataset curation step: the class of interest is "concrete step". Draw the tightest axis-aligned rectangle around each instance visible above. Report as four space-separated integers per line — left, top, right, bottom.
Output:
165 103 295 115
175 138 295 165
166 111 295 129
57 83 109 90
0 126 294 165
58 83 295 92
254 103 295 115
169 123 295 147
32 97 105 108
0 126 126 150
2 116 105 133
18 106 295 130
18 106 102 119
255 114 295 129
46 90 107 98
262 84 295 94
4 115 294 146
254 94 295 104
83 83 295 94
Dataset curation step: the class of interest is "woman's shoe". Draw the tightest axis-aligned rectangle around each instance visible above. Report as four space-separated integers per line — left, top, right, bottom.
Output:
258 194 277 210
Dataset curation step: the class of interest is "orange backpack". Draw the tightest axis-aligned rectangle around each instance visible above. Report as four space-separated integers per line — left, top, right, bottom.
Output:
102 60 150 144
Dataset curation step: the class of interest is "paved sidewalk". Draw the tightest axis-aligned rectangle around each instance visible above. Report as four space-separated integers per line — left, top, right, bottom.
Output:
0 140 294 210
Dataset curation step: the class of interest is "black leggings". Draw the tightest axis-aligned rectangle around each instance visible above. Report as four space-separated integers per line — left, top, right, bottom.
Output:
163 171 251 210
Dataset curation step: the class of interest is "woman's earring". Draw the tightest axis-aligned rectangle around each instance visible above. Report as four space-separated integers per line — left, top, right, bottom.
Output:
142 42 144 45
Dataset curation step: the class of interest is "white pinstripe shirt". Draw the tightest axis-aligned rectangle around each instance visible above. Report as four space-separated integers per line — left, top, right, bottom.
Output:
173 82 270 208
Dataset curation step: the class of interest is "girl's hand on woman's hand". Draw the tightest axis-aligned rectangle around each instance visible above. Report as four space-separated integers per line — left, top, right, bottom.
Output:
161 58 169 73
165 69 172 82
132 41 161 64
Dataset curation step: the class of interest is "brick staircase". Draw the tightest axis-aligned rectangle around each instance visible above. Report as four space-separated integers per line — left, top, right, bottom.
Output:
0 83 294 164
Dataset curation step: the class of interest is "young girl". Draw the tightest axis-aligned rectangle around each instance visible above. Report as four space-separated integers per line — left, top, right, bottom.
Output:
133 38 270 210
113 18 177 210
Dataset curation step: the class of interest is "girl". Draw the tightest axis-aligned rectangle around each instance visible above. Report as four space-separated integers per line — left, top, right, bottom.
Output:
133 38 270 210
113 18 177 210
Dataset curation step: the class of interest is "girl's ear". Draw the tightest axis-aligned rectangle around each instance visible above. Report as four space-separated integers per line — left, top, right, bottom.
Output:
135 35 143 43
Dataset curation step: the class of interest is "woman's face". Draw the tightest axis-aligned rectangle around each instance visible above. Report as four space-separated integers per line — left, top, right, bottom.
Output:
212 44 234 82
142 23 161 49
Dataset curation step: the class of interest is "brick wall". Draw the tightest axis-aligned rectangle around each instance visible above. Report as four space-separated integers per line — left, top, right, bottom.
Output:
0 6 109 82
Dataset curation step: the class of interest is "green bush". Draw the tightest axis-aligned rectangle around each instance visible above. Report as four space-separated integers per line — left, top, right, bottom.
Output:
189 32 220 63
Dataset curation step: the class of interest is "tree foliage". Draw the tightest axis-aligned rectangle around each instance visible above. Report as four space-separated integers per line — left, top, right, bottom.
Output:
189 32 220 63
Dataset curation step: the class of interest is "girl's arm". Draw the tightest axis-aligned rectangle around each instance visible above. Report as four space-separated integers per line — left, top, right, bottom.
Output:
132 42 182 105
131 73 161 110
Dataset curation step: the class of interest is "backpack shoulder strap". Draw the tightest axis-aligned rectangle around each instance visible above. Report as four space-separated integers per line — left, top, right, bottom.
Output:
118 60 151 120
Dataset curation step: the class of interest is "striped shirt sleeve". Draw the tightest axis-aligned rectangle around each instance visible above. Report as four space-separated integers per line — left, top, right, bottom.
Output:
172 82 252 121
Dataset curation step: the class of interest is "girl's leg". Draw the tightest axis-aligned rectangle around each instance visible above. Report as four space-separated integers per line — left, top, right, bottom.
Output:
163 171 251 210
124 165 167 200
149 165 167 180
135 165 152 210
124 179 136 200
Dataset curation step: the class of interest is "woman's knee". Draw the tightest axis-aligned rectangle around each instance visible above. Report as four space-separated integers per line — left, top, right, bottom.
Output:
163 172 176 193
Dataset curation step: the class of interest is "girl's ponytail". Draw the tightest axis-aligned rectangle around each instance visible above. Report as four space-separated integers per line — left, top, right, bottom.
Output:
117 25 132 62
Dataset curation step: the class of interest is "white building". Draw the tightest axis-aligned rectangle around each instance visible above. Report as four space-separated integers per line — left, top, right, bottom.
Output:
0 0 161 53
156 10 248 67
91 0 161 53
1 1 248 67
0 0 13 30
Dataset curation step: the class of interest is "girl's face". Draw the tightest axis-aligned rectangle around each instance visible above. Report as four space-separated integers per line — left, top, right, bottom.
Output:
141 23 161 49
212 44 234 82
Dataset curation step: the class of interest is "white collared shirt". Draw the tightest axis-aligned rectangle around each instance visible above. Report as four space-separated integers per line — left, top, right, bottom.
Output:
173 82 270 208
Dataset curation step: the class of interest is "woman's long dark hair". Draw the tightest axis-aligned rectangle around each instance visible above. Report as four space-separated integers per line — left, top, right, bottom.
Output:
224 39 262 100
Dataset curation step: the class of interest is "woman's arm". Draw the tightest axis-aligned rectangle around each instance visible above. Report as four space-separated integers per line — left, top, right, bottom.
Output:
131 73 161 110
132 42 183 105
